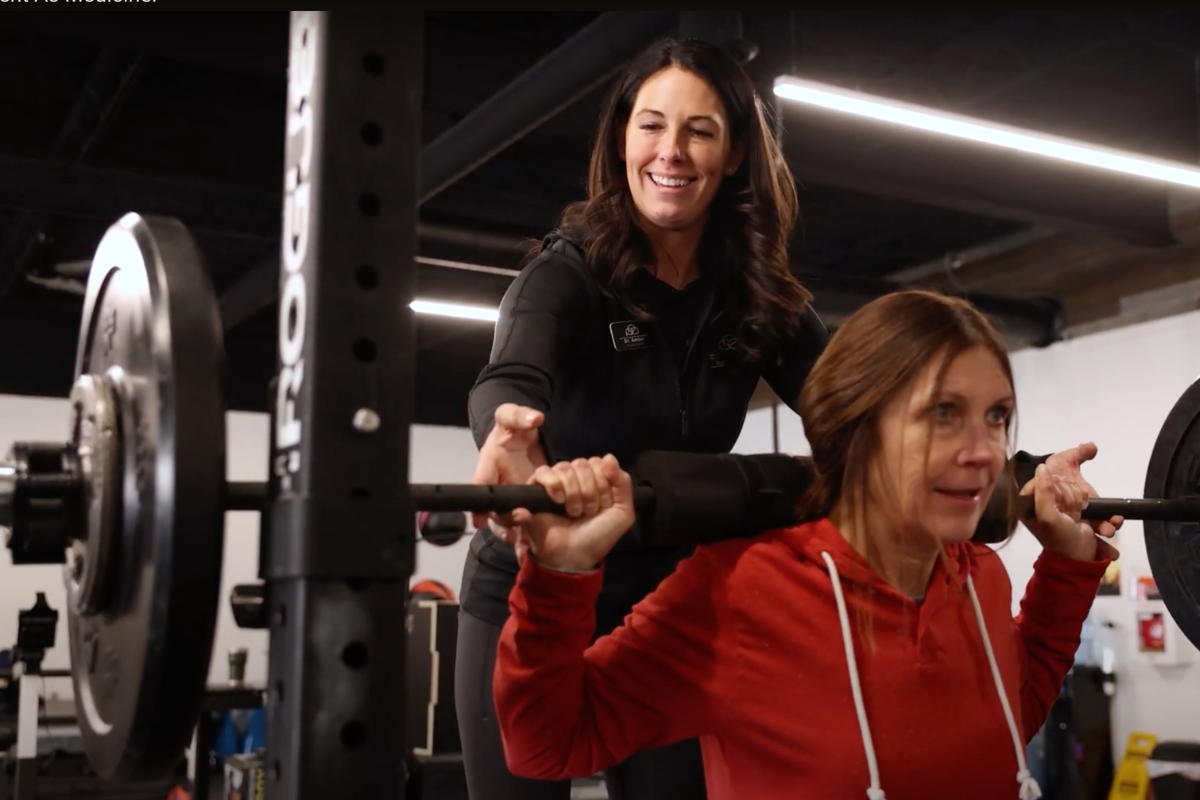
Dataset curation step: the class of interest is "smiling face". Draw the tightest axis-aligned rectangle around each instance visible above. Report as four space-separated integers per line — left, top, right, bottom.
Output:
620 66 743 235
871 345 1015 545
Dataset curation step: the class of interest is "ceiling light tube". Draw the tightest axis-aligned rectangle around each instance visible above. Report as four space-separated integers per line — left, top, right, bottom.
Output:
410 299 499 322
773 75 1200 190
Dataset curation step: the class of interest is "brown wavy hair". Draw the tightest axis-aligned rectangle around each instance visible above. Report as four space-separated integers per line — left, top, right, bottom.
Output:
795 290 1021 572
530 37 812 360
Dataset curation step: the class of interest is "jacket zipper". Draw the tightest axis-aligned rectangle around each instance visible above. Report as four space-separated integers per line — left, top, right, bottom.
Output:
676 286 717 439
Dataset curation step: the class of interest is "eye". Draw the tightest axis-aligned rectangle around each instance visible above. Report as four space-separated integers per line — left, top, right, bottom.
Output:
640 123 662 132
933 402 955 422
689 127 714 138
987 406 1011 426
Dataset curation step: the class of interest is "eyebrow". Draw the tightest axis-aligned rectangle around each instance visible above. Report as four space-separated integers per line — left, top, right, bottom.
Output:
938 390 1015 406
635 108 719 124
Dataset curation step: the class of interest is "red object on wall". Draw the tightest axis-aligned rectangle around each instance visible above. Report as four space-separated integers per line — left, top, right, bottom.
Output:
1138 612 1166 652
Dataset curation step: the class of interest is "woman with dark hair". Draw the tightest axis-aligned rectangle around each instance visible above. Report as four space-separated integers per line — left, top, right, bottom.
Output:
456 35 1092 800
456 37 820 800
491 290 1122 800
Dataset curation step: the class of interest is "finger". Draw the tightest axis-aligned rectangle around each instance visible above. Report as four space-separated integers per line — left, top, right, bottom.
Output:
570 458 600 517
487 516 516 545
1060 476 1084 519
494 403 544 431
492 509 519 528
554 461 583 517
1033 464 1060 526
532 465 567 506
602 454 634 506
1076 441 1098 464
589 456 614 510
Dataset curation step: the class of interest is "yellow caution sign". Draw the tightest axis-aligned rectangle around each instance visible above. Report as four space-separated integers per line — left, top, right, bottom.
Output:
1108 732 1158 800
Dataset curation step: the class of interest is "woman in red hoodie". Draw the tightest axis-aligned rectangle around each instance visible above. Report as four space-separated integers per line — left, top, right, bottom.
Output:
491 289 1121 800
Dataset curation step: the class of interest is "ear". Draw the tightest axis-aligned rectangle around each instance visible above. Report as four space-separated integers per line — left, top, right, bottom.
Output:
725 141 746 176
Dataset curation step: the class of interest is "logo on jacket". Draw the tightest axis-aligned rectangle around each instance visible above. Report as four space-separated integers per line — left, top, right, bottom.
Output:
719 335 738 351
610 320 650 352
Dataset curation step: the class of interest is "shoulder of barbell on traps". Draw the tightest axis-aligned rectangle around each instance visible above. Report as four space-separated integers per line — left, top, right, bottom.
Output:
610 320 652 352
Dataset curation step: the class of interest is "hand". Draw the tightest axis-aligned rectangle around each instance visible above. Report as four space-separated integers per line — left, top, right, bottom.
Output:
508 455 636 573
472 403 547 533
1021 441 1121 562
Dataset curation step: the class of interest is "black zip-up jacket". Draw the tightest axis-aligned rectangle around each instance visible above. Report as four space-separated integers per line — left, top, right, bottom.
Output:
461 235 828 629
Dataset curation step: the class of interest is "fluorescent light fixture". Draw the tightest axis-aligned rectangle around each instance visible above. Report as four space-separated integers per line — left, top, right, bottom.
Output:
410 299 499 322
773 75 1200 190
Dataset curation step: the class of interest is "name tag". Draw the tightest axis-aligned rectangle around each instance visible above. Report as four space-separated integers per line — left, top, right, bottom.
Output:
610 320 650 352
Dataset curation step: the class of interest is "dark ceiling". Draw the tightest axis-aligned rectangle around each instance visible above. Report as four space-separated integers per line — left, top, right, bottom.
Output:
2 10 1200 426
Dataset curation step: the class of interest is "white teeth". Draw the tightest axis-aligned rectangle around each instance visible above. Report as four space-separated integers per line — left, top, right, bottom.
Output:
651 174 692 188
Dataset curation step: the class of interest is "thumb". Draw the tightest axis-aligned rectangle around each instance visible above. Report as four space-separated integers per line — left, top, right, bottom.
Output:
494 403 544 431
602 454 634 507
472 452 500 486
1076 441 1098 464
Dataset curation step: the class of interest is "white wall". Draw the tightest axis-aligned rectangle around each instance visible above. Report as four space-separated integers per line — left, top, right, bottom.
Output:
0 401 480 697
999 309 1200 758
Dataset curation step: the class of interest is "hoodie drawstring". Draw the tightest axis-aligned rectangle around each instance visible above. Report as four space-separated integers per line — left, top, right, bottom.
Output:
821 551 1043 800
821 552 887 800
966 573 1043 800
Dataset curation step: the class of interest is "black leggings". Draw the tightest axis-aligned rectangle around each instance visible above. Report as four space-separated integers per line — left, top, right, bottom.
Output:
454 609 709 800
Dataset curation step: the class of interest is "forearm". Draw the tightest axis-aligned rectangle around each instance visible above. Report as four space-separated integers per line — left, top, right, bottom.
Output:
1016 548 1110 739
494 559 628 779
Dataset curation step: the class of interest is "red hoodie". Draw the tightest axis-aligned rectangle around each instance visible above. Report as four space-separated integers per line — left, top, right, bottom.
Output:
494 518 1110 800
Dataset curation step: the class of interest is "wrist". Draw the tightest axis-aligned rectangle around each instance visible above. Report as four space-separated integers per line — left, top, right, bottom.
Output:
531 552 601 574
1042 537 1098 562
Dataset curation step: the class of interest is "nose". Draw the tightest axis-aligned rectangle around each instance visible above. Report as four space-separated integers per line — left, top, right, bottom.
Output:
657 127 686 164
956 421 997 468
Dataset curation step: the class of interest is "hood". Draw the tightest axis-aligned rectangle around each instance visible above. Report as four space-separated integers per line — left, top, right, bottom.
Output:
775 517 1042 800
778 517 982 599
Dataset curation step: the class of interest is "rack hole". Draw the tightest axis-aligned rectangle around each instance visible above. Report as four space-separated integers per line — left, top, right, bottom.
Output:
361 122 383 147
353 338 376 363
341 721 367 749
346 578 368 592
275 604 287 627
349 487 370 500
363 52 385 76
358 194 381 217
274 680 285 704
272 760 282 781
355 265 378 290
343 642 369 670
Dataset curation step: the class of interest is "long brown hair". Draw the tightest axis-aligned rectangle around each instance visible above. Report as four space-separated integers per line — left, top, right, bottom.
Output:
796 290 1020 574
530 37 812 361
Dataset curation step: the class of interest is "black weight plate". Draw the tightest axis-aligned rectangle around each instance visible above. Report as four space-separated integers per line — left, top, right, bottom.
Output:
1144 374 1200 654
67 213 227 780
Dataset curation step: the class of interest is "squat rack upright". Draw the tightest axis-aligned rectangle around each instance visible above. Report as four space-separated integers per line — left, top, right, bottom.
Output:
265 12 421 798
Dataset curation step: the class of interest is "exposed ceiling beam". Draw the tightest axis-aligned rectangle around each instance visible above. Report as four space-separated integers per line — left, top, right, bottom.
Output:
420 10 677 203
0 47 147 301
0 154 282 242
